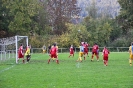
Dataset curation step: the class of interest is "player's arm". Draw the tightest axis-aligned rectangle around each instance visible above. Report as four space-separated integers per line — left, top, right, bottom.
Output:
102 50 104 56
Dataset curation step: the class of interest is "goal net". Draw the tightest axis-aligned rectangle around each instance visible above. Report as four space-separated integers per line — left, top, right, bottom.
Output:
0 35 28 64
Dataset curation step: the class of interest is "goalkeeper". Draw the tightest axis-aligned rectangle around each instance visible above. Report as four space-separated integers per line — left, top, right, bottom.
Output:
25 45 31 63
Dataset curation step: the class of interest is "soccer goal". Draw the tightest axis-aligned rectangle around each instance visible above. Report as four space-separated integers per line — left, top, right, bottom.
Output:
0 35 28 64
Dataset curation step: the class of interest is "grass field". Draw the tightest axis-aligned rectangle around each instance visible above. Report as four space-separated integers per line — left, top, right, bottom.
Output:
0 52 133 88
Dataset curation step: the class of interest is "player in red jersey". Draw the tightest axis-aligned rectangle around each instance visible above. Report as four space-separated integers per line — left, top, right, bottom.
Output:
68 45 74 58
91 43 99 61
48 43 59 64
102 47 110 66
18 44 25 63
83 42 89 60
85 42 89 56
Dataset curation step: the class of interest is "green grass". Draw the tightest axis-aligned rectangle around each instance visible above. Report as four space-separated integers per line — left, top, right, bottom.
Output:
0 52 133 88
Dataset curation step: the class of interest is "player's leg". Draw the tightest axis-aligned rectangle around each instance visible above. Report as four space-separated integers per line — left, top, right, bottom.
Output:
48 54 52 64
87 51 89 57
73 52 74 57
95 51 99 61
21 54 25 63
68 53 71 58
26 55 28 62
80 53 83 62
77 52 82 62
129 55 133 66
27 55 30 62
106 59 108 66
103 56 105 65
55 55 59 64
22 58 25 63
83 52 86 60
96 54 99 61
91 52 94 61
104 56 108 66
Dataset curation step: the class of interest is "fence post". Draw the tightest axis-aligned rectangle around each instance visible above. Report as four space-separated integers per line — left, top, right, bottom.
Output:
117 47 119 52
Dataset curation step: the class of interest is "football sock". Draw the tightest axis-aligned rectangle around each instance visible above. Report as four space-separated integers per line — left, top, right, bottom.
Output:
56 60 59 64
129 59 132 66
48 59 50 64
91 55 93 60
84 57 85 60
23 60 25 63
79 57 82 61
96 55 99 60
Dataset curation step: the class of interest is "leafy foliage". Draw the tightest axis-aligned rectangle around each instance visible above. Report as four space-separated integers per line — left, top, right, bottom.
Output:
2 0 40 35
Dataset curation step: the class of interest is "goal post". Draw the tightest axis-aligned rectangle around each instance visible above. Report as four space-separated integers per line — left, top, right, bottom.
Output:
15 36 28 63
0 35 28 64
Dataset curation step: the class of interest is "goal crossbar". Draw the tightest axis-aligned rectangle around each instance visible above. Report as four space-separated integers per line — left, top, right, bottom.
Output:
15 36 28 63
0 35 28 63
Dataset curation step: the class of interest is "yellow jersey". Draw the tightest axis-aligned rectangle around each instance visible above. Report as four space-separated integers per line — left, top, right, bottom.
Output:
129 46 133 55
25 48 30 56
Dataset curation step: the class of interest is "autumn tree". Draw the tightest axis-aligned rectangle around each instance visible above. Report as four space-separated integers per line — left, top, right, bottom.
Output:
47 0 81 35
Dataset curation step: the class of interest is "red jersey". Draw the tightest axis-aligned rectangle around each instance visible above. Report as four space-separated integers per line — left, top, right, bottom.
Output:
50 46 57 54
92 45 99 52
84 44 89 52
103 48 110 56
18 46 23 54
70 47 74 53
18 46 24 58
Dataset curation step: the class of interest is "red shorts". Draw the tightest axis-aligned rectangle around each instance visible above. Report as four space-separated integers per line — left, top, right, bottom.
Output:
92 51 98 55
103 55 108 61
18 53 24 58
51 54 57 58
70 52 74 54
84 51 88 54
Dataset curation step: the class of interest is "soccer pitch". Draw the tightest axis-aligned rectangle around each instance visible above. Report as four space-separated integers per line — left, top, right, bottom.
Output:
0 52 133 88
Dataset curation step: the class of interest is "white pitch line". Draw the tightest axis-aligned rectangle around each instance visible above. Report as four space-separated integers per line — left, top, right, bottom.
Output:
0 65 15 74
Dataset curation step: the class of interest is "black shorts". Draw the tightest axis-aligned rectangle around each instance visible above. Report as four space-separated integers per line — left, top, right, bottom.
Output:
26 55 31 58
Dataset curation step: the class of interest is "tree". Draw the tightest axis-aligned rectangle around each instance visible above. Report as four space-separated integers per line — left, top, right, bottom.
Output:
86 0 97 19
47 0 81 35
0 0 10 37
117 0 133 33
2 0 40 35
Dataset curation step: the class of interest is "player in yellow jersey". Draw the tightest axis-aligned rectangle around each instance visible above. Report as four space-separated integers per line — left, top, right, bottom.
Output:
77 43 84 62
129 42 133 66
25 45 31 63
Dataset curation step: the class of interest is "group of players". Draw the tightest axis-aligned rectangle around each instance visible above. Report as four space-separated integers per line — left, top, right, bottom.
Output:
68 42 110 66
17 44 31 63
47 42 110 66
17 41 133 66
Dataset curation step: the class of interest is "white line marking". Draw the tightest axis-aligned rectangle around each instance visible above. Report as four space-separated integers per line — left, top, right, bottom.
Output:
0 65 15 74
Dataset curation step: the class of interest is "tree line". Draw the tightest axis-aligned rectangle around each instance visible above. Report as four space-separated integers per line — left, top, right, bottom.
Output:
0 0 133 48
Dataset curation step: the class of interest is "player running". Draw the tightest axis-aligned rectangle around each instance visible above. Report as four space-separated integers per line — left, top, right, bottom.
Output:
77 43 84 62
129 42 133 66
68 45 74 58
91 43 99 61
48 43 59 64
102 47 110 66
83 42 89 60
18 44 25 63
